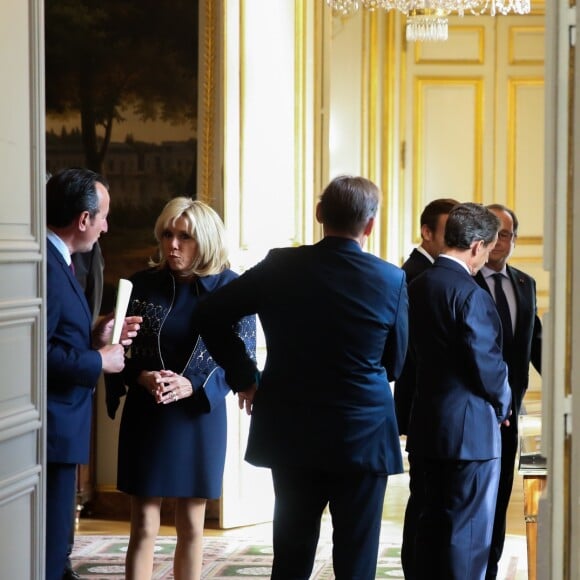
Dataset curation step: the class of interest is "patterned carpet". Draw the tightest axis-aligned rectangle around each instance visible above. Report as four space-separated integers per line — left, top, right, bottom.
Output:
70 530 527 579
70 534 404 579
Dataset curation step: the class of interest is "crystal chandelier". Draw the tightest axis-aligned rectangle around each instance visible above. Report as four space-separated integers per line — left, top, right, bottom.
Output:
325 1 531 42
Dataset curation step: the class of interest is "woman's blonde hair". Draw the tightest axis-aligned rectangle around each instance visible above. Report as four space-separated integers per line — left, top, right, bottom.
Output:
149 197 230 277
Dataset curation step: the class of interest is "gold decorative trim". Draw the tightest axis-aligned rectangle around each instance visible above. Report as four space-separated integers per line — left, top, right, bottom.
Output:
294 1 306 245
198 0 218 206
509 26 545 66
313 1 330 242
413 77 484 232
362 10 380 255
529 1 545 15
381 11 397 259
506 77 544 219
414 25 485 65
510 254 545 264
514 235 544 245
239 0 247 250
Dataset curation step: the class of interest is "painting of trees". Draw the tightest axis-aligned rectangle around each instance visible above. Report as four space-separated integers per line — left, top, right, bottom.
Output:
45 0 200 312
45 0 198 176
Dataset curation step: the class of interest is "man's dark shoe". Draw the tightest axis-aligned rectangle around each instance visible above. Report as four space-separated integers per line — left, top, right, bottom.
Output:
62 569 81 580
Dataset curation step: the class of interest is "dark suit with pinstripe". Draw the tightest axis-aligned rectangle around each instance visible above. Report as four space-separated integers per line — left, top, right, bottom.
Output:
406 256 512 580
394 248 433 579
475 265 542 579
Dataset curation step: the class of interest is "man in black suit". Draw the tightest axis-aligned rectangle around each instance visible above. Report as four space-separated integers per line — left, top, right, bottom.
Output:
395 197 458 578
196 175 408 579
405 202 511 580
395 197 459 433
474 204 542 579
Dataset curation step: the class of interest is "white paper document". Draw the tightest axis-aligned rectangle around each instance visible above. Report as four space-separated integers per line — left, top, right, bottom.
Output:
111 278 133 345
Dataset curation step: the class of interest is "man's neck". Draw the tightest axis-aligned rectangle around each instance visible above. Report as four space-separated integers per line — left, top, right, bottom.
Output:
323 228 364 247
442 248 473 274
416 245 435 263
47 225 75 255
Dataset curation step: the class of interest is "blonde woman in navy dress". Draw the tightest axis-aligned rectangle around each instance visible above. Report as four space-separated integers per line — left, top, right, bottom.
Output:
106 198 256 580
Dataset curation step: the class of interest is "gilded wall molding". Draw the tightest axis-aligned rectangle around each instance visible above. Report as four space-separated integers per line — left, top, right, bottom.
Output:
381 11 397 259
294 1 307 246
506 76 544 244
413 25 485 65
412 76 484 241
198 0 219 208
508 26 545 66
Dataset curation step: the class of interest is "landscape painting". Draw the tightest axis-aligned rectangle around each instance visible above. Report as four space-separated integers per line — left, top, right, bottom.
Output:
45 0 199 311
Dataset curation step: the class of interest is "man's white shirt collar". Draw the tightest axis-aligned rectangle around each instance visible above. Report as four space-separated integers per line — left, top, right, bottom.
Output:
439 253 471 274
47 229 73 266
481 264 508 280
416 245 435 264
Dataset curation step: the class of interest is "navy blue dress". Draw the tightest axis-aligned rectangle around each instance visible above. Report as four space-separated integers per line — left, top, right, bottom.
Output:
114 267 256 499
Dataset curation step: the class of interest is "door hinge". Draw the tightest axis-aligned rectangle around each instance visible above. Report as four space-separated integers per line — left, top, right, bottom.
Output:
564 394 573 436
570 6 576 48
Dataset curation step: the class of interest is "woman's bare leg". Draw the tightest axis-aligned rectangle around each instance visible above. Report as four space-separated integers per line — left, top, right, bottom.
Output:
173 497 207 580
125 496 162 580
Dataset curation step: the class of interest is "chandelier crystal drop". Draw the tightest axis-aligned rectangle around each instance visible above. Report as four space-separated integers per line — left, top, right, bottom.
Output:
406 10 449 41
326 0 531 42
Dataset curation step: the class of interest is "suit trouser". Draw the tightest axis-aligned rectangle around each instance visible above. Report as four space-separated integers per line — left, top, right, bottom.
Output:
64 473 77 574
270 466 388 580
46 463 77 580
486 424 518 579
401 452 424 579
415 457 500 580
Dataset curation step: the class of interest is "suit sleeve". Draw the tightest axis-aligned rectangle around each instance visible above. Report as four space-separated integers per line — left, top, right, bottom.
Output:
46 265 102 388
530 278 542 374
184 313 258 409
196 263 264 392
462 289 511 421
382 273 409 383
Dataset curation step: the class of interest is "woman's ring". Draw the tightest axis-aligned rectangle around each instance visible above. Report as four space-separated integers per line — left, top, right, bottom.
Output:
173 392 178 401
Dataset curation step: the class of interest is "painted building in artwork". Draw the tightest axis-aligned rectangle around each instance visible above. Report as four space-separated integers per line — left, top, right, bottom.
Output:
46 132 197 206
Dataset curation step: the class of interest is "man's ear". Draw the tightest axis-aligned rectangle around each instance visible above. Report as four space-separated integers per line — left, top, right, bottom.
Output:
363 217 375 237
420 223 432 242
470 239 484 256
315 202 322 224
77 211 91 232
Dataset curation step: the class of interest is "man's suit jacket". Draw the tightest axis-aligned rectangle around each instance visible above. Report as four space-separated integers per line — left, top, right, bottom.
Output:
47 240 102 464
394 248 433 434
406 257 511 460
475 266 542 421
72 242 104 322
401 248 432 283
197 236 409 475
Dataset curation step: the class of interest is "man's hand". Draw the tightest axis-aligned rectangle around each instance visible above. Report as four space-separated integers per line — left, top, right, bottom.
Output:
238 383 258 415
501 408 513 428
93 313 142 348
99 344 126 373
118 315 142 346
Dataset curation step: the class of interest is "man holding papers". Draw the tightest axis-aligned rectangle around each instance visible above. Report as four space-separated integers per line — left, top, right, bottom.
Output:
46 168 141 580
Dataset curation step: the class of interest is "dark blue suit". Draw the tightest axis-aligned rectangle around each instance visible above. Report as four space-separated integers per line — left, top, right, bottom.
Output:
406 257 511 580
46 239 102 580
197 237 408 579
475 266 542 578
394 248 433 579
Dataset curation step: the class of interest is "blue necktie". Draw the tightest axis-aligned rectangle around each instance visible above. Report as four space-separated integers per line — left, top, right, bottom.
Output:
493 273 513 345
